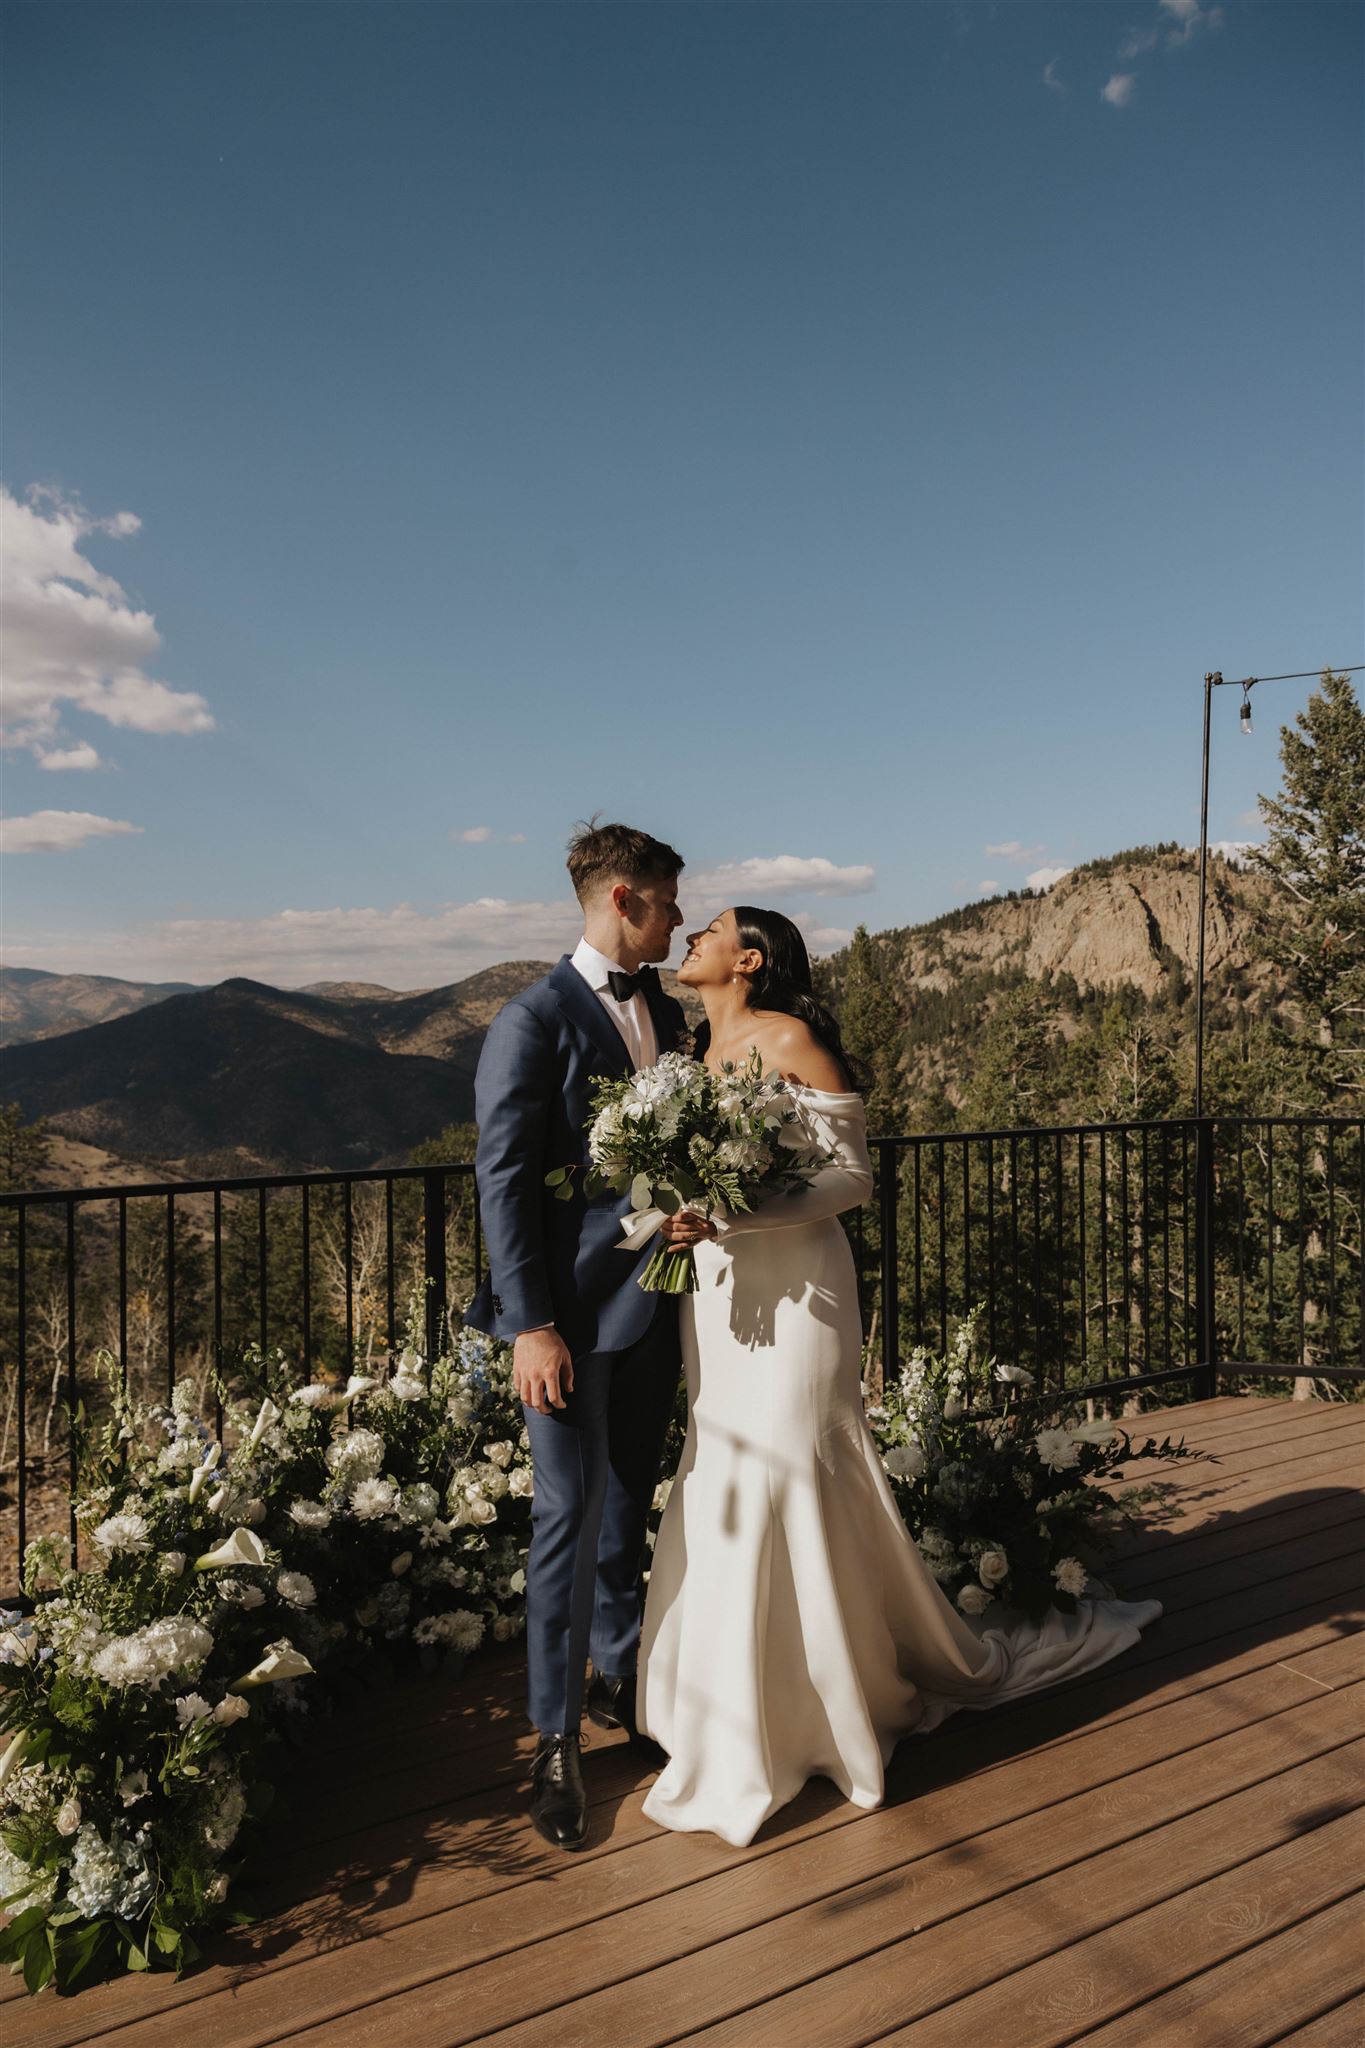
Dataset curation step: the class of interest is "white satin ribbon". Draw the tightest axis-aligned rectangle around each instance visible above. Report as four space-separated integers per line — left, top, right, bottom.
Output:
618 1207 671 1252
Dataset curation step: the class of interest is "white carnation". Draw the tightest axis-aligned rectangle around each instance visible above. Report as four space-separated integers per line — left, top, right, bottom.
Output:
351 1477 398 1521
288 1498 332 1530
1035 1426 1081 1472
276 1570 317 1608
1053 1556 1089 1597
93 1512 152 1556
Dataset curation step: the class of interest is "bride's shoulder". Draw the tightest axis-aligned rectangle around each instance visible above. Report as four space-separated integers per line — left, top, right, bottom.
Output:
752 1016 854 1096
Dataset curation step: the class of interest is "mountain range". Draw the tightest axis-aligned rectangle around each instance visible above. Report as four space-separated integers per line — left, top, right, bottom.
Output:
1 849 1279 1183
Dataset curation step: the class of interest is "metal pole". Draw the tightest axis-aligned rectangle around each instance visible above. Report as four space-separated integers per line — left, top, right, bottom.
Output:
1195 671 1217 1119
423 1169 448 1366
1193 1114 1218 1400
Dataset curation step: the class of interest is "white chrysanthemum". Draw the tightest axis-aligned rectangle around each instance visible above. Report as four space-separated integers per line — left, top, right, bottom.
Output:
92 1617 214 1690
276 1570 317 1608
1035 1426 1081 1472
288 1499 332 1531
1053 1556 1089 1597
884 1442 926 1480
93 1511 152 1556
351 1478 398 1521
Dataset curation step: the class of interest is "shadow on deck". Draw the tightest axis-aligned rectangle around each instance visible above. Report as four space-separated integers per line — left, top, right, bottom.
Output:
4 1395 1363 2047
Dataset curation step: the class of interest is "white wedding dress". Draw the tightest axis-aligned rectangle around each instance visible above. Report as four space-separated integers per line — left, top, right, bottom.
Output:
636 1084 1163 1848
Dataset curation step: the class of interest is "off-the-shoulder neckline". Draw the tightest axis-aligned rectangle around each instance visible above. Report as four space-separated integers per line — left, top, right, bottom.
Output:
786 1083 864 1103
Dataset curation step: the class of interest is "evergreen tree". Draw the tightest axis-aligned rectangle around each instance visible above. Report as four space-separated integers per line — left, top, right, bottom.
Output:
1247 668 1365 1112
836 926 906 1134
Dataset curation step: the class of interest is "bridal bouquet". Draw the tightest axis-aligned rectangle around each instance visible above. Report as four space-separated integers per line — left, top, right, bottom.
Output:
547 1051 832 1293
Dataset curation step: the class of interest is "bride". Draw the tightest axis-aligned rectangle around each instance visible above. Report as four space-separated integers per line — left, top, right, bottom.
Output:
634 905 1162 1848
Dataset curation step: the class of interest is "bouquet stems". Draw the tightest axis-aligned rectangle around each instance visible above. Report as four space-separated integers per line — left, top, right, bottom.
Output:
638 1245 699 1294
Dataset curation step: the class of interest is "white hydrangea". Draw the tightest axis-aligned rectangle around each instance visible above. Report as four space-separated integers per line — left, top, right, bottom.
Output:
64 1824 155 1921
171 1380 200 1420
326 1428 385 1482
0 1838 55 1908
92 1511 152 1556
398 1482 440 1525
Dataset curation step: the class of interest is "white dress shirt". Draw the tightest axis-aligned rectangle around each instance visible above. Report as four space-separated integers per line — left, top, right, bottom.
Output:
571 936 659 1072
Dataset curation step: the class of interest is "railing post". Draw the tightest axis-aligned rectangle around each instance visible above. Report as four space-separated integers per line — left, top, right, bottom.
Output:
423 1169 448 1367
878 1140 900 1385
1193 1117 1218 1400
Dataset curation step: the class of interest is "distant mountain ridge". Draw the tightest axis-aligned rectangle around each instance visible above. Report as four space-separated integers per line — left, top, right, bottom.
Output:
1 851 1280 1182
1 969 204 1045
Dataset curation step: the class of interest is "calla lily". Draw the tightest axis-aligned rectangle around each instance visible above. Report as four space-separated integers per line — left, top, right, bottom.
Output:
248 1396 281 1450
187 1443 222 1503
193 1527 267 1573
342 1375 378 1400
0 1728 32 1792
228 1639 315 1692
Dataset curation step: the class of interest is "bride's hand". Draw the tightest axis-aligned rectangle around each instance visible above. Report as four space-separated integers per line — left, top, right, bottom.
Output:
658 1210 717 1247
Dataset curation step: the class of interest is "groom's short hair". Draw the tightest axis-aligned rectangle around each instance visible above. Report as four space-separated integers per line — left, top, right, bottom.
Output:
567 820 684 905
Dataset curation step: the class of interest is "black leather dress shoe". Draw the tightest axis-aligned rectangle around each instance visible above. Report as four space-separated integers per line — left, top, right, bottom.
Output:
530 1732 588 1850
586 1672 668 1767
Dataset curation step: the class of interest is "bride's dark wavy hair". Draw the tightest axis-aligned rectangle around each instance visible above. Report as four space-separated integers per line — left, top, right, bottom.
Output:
694 905 868 1091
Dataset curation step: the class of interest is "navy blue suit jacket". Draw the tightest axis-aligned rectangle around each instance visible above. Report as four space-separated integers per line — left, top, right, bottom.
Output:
464 957 689 1359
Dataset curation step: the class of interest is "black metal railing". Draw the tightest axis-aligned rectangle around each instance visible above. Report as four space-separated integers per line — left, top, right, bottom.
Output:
2 1116 1360 1588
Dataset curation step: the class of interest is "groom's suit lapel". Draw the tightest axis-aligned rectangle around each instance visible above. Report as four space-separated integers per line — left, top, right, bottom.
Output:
548 956 634 1077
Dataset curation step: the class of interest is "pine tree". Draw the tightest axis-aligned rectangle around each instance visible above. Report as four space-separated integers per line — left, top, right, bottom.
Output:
1245 669 1365 1395
836 926 905 1135
1247 668 1365 1112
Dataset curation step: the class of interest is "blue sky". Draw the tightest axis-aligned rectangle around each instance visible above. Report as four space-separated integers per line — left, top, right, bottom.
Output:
2 0 1361 987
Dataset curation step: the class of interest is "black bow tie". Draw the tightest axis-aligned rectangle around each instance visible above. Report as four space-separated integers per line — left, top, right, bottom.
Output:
607 966 655 1003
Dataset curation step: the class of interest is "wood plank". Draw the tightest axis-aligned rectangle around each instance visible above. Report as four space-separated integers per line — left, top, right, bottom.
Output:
14 1654 1359 2048
1118 1511 1365 1611
1113 1494 1364 1588
1111 1458 1364 1559
664 1796 1365 2048
1064 1893 1365 2046
1275 1993 1365 2045
867 1815 1365 2048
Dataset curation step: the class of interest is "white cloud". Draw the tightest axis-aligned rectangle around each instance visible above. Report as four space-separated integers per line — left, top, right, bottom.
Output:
36 740 105 771
0 809 142 854
688 855 875 902
985 840 1045 863
1102 72 1137 106
1160 0 1222 40
806 926 854 952
1118 26 1159 58
978 879 1000 895
1042 58 1066 93
1026 865 1072 891
451 825 526 845
0 484 214 760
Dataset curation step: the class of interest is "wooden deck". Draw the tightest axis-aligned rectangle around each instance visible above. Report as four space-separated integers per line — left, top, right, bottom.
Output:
5 1394 1364 2047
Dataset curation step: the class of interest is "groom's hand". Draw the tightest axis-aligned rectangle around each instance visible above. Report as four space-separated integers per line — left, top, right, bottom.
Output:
514 1327 574 1414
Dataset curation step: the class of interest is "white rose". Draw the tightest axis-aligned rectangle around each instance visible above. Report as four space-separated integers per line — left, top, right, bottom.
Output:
957 1583 992 1616
507 1468 533 1499
466 1495 498 1527
391 1552 413 1577
55 1796 82 1835
978 1548 1010 1588
484 1441 514 1469
160 1551 187 1579
493 1614 515 1642
212 1694 250 1725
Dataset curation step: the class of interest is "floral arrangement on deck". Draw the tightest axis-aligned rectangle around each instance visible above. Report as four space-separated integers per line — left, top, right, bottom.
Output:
872 1305 1204 1624
0 1302 1195 1997
0 1321 532 1995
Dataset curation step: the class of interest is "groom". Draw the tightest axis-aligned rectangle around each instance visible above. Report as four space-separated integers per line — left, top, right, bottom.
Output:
465 820 689 1850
